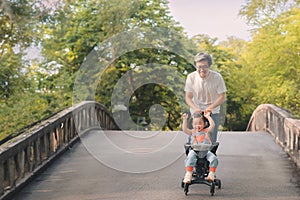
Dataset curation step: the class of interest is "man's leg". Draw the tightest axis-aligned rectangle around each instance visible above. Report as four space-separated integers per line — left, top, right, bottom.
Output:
211 113 220 144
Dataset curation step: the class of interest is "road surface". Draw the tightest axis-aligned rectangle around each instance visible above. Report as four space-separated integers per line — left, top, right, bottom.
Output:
11 131 300 200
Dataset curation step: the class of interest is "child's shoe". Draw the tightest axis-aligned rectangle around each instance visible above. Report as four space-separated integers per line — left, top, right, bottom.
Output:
206 171 215 182
183 171 193 183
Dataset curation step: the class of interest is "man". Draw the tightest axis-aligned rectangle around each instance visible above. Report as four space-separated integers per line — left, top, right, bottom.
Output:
185 52 226 144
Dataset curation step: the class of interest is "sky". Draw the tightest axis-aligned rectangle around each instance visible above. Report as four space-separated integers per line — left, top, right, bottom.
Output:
168 0 251 41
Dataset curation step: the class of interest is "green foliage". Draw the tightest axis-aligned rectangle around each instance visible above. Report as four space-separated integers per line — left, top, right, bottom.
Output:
240 6 300 118
0 0 195 140
0 0 50 140
191 3 300 129
239 0 297 27
95 48 191 130
0 92 50 140
1 0 300 141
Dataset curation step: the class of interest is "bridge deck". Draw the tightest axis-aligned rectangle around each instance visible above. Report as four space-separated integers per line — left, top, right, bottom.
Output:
11 131 300 200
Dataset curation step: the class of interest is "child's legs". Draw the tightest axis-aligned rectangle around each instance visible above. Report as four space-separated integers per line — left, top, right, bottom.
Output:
185 150 198 171
206 151 218 172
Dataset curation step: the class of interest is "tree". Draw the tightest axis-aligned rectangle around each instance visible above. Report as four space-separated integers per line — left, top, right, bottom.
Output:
239 0 298 27
0 0 35 102
0 0 53 140
240 0 300 115
91 0 195 130
241 6 300 117
35 0 196 131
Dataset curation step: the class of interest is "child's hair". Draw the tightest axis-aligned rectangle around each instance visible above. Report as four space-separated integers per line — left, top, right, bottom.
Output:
192 112 202 119
192 112 210 128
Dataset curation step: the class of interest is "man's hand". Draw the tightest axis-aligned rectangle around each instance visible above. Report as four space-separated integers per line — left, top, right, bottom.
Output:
204 110 211 118
193 109 202 116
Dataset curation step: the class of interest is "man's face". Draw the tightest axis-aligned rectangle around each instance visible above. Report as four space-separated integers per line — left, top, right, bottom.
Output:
195 60 210 78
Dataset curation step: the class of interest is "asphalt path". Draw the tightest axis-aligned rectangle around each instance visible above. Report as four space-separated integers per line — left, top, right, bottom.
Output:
11 131 300 200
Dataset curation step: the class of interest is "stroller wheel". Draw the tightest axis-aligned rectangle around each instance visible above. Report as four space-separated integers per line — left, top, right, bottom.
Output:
215 179 222 189
184 183 189 195
210 182 215 196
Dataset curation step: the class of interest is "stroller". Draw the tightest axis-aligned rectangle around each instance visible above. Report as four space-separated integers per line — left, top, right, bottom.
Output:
181 142 221 196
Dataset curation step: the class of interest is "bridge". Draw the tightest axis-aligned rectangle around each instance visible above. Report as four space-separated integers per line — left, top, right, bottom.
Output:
0 101 299 199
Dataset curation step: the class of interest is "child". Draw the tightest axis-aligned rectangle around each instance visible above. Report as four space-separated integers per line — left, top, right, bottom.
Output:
182 112 218 183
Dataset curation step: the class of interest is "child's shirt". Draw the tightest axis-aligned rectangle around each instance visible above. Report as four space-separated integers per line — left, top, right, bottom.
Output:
192 131 212 145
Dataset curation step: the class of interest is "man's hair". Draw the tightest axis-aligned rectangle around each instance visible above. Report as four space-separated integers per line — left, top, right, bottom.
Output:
194 52 212 66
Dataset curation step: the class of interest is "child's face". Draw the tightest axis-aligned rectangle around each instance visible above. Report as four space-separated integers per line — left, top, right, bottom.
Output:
192 117 204 132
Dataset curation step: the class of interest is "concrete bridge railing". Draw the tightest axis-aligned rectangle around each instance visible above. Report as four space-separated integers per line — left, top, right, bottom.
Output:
247 104 300 168
0 101 119 200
